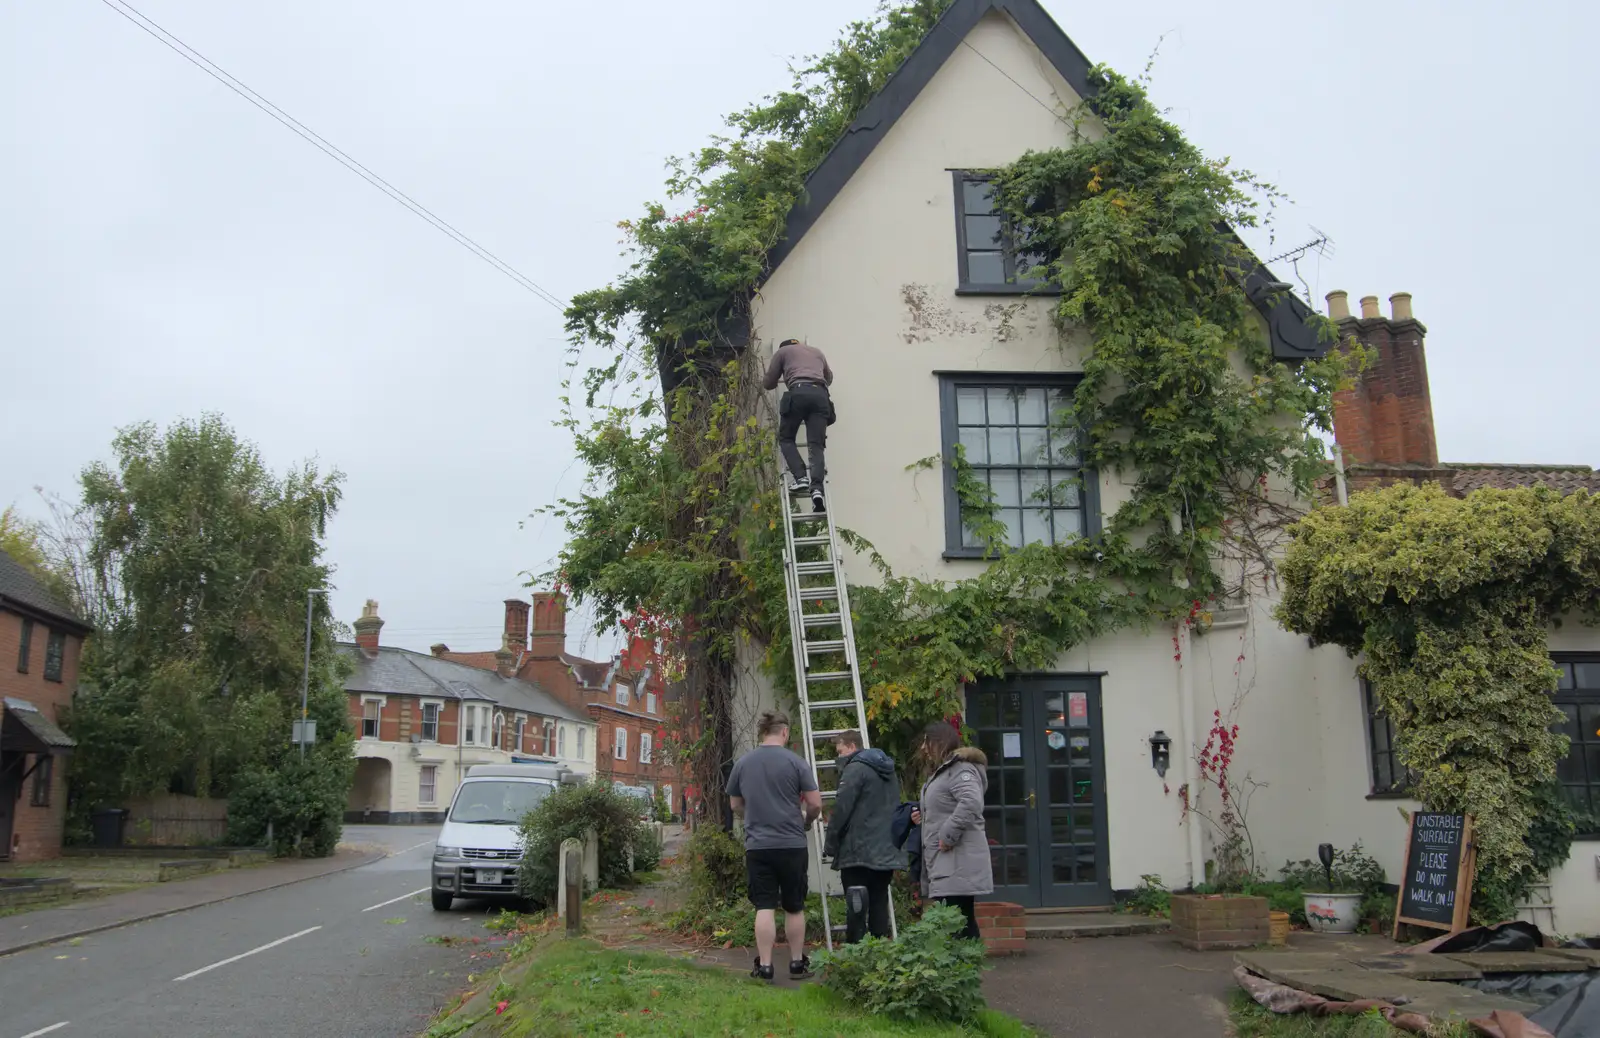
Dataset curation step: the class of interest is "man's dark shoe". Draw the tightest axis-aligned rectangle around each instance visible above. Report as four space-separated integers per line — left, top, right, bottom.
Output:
789 955 814 979
812 491 826 513
788 475 810 494
751 957 775 982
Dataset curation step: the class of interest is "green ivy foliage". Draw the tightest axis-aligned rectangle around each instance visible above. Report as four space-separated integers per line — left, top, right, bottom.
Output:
1278 482 1600 921
550 6 1354 788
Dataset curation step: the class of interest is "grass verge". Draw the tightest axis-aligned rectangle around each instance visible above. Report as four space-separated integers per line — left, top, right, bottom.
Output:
1228 991 1473 1038
434 938 1030 1037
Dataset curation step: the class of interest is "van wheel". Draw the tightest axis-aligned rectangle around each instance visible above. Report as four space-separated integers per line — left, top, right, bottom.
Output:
432 890 453 912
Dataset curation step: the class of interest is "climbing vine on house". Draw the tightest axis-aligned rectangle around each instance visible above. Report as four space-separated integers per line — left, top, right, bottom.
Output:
1277 482 1598 923
545 0 1355 800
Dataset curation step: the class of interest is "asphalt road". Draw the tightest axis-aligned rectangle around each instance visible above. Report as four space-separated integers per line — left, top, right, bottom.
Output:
0 826 517 1038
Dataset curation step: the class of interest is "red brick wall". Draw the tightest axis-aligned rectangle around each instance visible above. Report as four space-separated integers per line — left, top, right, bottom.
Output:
977 902 1026 956
1 610 85 861
347 694 464 746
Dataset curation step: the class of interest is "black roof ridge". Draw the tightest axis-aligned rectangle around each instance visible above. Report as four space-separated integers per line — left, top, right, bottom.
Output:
760 0 1326 360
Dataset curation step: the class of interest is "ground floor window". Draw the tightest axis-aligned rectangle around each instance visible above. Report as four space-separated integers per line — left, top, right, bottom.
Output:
30 755 52 806
419 765 437 805
1363 659 1600 832
1554 658 1600 831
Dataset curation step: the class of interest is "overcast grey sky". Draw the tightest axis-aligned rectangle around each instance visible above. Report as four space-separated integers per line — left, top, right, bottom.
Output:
4 0 1595 655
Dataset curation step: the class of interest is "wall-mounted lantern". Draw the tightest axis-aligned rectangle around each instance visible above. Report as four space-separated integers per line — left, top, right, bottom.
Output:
1149 730 1172 778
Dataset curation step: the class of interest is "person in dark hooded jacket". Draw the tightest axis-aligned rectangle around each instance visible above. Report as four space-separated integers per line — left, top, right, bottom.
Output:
822 730 904 941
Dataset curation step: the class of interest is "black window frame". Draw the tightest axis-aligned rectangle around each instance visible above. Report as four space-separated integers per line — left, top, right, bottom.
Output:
43 629 64 683
1553 655 1600 837
1362 681 1416 798
952 171 1058 296
936 372 1099 559
30 754 53 807
17 617 33 674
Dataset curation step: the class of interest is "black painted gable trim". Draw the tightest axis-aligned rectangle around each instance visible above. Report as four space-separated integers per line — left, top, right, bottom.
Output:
761 0 1327 360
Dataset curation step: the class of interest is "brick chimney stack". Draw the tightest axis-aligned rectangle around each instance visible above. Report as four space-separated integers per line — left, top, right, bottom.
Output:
1330 289 1437 474
353 600 384 655
530 592 567 660
504 599 530 654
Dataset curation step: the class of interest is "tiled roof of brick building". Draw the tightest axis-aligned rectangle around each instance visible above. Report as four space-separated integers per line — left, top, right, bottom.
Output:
0 548 89 632
1443 464 1600 496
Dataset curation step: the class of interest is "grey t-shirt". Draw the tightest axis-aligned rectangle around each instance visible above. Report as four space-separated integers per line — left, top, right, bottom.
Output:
727 744 818 850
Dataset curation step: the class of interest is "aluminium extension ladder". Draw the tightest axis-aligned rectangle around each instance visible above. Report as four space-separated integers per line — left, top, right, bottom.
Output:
778 479 897 950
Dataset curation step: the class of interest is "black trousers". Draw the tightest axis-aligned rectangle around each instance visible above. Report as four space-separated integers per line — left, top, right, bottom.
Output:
778 383 831 486
840 866 894 942
938 895 983 941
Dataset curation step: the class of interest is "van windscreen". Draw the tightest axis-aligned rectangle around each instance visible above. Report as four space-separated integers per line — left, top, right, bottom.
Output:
448 780 554 824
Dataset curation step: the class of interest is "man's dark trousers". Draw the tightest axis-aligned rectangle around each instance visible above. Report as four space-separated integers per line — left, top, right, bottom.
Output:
778 383 830 487
840 866 893 942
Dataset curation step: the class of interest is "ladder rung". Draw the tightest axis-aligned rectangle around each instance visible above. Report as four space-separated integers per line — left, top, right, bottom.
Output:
802 613 842 627
805 671 852 684
812 759 837 770
795 561 835 576
789 511 829 522
807 698 856 711
794 535 830 547
799 587 840 601
811 728 852 740
819 789 836 801
804 639 846 655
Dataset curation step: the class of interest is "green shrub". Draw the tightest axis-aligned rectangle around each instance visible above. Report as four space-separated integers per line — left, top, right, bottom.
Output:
1358 892 1395 933
652 785 672 823
681 824 747 914
1121 875 1171 918
633 824 664 872
516 783 645 904
818 904 987 1023
1279 843 1385 895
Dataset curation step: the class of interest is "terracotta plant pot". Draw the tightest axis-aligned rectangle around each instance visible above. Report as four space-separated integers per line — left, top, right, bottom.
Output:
1302 893 1362 934
1268 910 1290 946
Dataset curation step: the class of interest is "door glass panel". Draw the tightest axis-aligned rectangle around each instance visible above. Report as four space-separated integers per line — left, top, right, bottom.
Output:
1049 768 1068 804
1071 767 1094 804
1052 847 1076 883
1000 692 1022 726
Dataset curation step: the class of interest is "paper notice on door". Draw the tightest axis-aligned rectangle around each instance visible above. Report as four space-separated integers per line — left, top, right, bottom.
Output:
1002 732 1022 758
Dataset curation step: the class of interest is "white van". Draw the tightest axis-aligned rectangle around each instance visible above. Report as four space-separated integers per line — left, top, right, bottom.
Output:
430 762 577 911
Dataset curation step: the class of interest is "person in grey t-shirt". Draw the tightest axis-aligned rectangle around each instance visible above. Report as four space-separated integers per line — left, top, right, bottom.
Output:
728 710 821 982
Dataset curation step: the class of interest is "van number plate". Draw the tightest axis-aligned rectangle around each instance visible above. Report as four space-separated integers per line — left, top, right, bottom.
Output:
476 870 502 884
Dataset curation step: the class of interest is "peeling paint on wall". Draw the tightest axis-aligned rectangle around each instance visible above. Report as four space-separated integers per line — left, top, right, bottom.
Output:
901 284 1039 344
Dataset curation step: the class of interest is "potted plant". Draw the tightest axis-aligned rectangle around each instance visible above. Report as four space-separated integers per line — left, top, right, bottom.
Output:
1291 843 1385 935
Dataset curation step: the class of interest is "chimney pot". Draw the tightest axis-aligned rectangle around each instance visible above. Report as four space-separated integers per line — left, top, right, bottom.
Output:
1390 292 1413 322
1326 290 1350 321
352 600 384 654
429 643 449 657
530 591 568 660
1359 295 1380 320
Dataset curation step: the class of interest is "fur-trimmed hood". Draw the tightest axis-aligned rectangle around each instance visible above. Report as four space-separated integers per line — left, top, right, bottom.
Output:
949 746 987 767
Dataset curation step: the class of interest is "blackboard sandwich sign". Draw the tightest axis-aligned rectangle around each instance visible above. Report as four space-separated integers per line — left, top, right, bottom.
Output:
1393 811 1475 937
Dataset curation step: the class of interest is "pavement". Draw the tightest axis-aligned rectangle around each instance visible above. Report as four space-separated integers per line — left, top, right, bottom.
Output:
0 825 516 1038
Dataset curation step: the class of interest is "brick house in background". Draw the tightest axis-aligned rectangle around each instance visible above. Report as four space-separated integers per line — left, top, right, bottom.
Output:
435 593 690 812
0 549 90 861
341 600 596 823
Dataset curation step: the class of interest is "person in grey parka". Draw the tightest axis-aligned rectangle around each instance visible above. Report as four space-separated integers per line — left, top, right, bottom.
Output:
822 730 904 942
911 721 993 940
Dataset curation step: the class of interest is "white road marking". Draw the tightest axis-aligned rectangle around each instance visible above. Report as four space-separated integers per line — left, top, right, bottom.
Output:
391 839 435 856
19 1023 71 1038
361 887 430 912
171 926 322 982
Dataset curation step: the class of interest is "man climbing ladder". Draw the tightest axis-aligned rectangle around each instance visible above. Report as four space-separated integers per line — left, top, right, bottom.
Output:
763 337 834 512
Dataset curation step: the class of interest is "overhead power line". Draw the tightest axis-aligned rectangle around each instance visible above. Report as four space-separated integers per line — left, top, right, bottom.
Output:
95 0 567 311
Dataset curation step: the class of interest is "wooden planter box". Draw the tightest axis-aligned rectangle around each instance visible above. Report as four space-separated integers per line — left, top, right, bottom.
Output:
976 901 1026 956
1171 894 1269 951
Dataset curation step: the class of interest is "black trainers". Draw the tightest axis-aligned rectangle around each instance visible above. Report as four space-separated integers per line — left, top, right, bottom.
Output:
788 475 810 494
789 955 814 979
811 491 826 513
751 957 774 982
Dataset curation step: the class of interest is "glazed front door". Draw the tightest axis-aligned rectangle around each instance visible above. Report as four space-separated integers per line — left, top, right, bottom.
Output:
966 677 1110 908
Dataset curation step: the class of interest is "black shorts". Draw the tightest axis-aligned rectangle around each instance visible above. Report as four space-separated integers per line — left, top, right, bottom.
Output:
746 848 808 913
